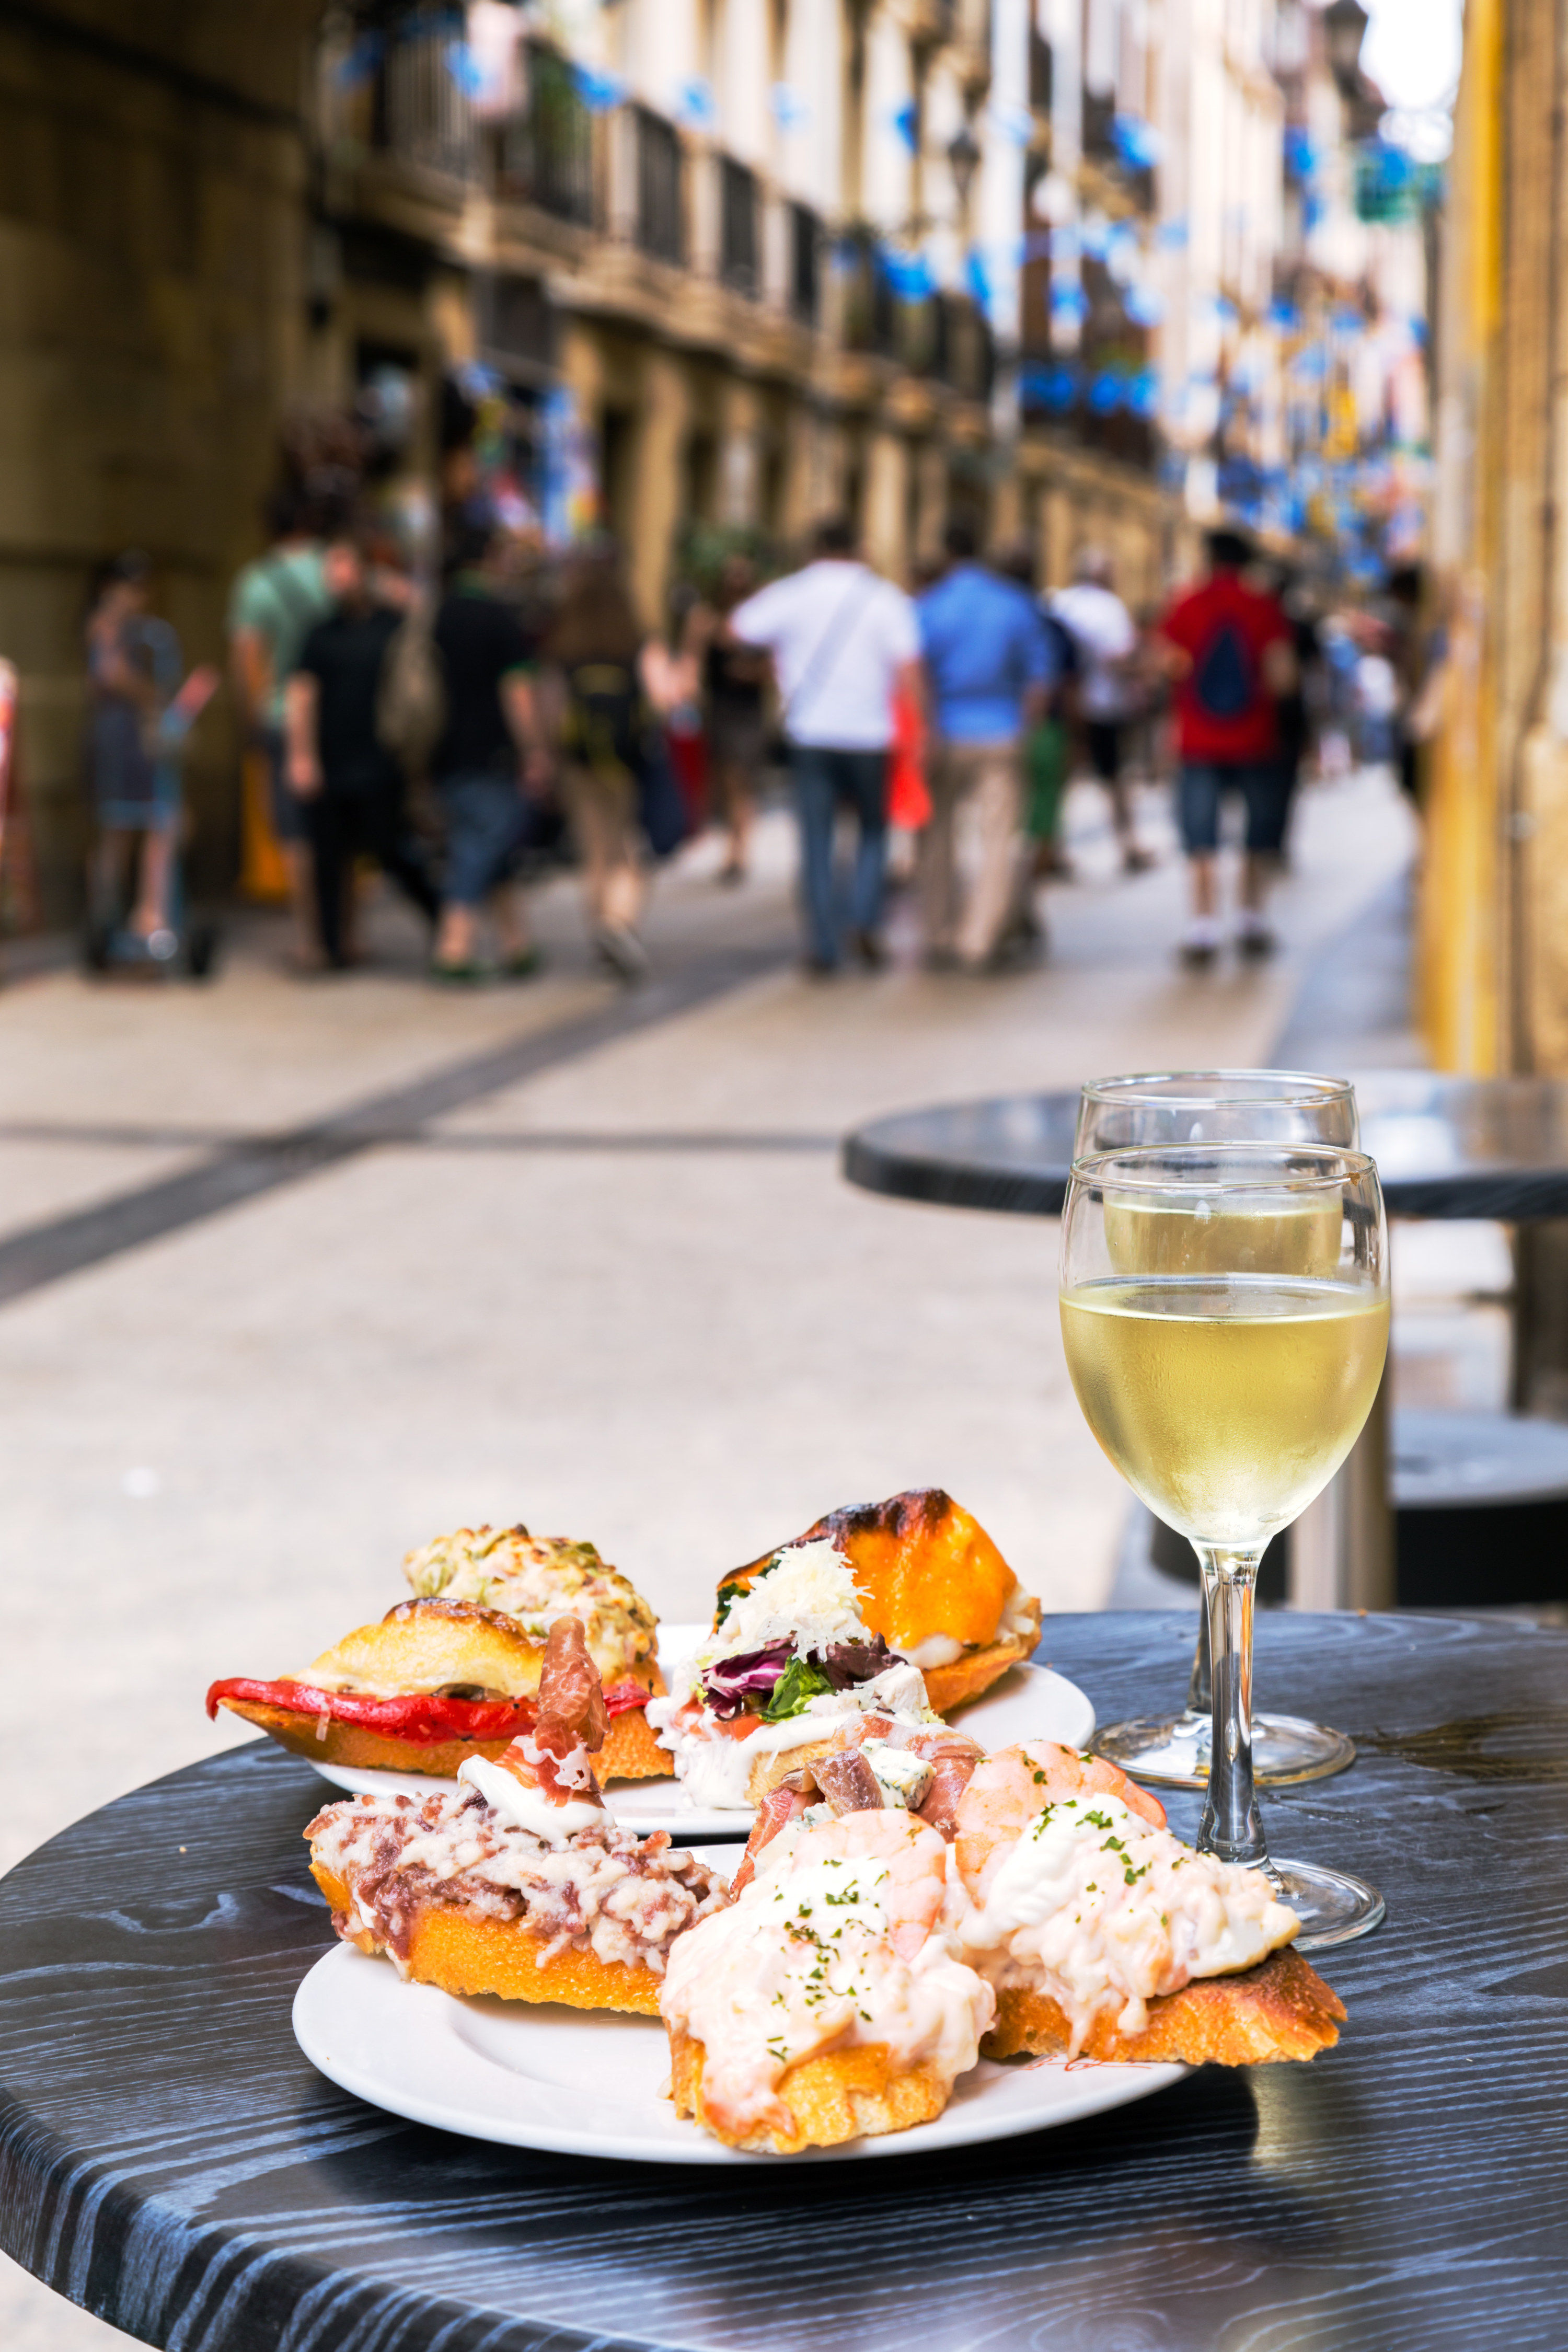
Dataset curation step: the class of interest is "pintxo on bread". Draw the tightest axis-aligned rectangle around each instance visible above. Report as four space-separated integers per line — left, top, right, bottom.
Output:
722 1489 1043 1714
209 1521 673 1783
662 1810 995 2153
646 1534 960 1811
307 1619 727 2014
655 1729 1343 2152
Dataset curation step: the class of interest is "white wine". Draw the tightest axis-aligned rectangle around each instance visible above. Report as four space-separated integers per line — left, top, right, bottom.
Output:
1102 1197 1344 1280
1059 1276 1389 1550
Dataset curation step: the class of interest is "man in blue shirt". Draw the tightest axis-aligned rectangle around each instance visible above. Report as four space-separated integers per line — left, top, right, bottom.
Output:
918 521 1056 970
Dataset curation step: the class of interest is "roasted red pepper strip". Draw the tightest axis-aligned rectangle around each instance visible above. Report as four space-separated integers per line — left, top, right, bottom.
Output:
205 1674 652 1738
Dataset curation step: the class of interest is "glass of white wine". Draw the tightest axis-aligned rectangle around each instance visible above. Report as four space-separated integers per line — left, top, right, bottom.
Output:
1075 1070 1364 1791
1060 1141 1389 1946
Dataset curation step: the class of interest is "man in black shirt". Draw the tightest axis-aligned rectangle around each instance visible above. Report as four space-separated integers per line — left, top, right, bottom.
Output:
285 540 439 969
428 522 541 979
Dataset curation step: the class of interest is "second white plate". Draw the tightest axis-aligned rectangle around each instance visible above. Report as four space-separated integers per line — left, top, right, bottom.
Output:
305 1626 1096 1838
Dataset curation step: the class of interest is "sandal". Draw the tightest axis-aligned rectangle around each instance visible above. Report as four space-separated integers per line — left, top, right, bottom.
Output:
429 960 487 985
500 949 545 980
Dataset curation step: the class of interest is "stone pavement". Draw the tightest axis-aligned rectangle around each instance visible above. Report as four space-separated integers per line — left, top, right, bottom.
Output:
0 764 1415 2349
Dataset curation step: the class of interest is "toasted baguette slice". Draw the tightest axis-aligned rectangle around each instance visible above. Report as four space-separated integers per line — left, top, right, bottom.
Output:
667 2023 951 2153
601 1692 675 1780
922 1600 1042 1714
313 1862 662 2014
981 1945 1344 2067
223 1691 667 1782
310 1598 547 1696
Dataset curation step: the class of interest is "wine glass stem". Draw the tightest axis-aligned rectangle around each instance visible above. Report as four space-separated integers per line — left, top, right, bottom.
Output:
1185 1582 1212 1715
1196 1548 1269 1867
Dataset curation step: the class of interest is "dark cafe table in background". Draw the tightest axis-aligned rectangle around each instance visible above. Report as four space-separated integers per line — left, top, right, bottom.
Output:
845 1071 1568 1611
2 1613 1565 2352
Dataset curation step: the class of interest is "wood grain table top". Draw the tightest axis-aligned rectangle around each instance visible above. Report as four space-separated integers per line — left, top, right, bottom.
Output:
2 1610 1562 2352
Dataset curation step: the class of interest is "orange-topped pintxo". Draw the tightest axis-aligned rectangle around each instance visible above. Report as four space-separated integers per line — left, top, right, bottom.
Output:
722 1490 1041 1714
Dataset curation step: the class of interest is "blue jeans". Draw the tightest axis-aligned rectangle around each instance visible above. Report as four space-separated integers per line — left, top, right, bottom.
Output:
436 770 527 907
788 745 889 965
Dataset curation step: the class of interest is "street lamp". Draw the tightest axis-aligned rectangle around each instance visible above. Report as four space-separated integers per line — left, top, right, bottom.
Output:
1323 0 1369 91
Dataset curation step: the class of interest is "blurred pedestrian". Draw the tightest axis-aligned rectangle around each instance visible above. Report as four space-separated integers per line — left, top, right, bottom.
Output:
544 541 659 981
729 516 920 974
85 552 217 948
1386 564 1446 805
1052 549 1153 872
428 519 543 982
917 521 1055 971
227 488 332 966
285 538 440 971
1158 527 1297 967
1269 568 1325 857
694 554 770 885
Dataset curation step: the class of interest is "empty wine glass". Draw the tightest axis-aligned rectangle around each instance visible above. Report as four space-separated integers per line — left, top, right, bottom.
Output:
1075 1071 1364 1790
1060 1142 1388 1946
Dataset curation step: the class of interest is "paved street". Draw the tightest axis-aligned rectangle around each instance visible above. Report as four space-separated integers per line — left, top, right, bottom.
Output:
2 764 1414 2349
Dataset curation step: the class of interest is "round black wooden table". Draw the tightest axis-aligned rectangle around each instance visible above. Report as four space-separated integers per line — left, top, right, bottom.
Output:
842 1070 1568 1219
2 1612 1564 2352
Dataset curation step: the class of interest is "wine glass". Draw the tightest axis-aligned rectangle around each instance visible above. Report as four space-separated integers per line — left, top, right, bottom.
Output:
1075 1070 1362 1791
1060 1142 1388 1946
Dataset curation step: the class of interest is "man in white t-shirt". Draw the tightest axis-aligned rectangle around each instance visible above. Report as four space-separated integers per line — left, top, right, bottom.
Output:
1051 548 1152 872
730 516 921 972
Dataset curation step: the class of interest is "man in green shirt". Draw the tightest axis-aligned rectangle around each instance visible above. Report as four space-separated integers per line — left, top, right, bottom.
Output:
227 489 331 963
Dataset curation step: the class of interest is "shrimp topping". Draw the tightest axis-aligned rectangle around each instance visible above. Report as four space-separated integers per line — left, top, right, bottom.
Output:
951 1743 1299 2051
661 1809 994 2144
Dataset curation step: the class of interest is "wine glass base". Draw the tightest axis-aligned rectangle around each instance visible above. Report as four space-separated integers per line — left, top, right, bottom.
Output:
1270 1859 1386 1950
1093 1710 1356 1791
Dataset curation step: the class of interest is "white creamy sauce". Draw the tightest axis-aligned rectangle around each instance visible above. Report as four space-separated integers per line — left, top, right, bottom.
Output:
905 1633 964 1669
650 1663 941 1811
766 1852 892 1939
672 1708 857 1809
457 1756 607 1844
958 1792 1299 2048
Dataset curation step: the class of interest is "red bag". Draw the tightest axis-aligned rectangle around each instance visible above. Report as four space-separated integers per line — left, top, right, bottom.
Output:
887 685 931 829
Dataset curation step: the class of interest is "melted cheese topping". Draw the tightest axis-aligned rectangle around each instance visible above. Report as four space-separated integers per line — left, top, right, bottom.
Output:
403 1525 656 1681
660 1813 993 2142
956 1793 1299 2050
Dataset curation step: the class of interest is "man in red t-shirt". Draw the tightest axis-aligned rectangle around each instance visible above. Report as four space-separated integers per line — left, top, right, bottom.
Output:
1158 528 1298 967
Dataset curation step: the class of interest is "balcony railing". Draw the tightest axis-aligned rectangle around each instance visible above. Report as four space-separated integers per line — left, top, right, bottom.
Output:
720 157 759 295
376 18 471 181
635 106 684 264
496 45 594 225
336 15 597 228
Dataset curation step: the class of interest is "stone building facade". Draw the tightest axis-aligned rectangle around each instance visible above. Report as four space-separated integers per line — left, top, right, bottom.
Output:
0 0 1389 920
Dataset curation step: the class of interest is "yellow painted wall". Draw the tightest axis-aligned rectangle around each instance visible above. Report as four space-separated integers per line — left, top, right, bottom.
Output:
1421 0 1502 1070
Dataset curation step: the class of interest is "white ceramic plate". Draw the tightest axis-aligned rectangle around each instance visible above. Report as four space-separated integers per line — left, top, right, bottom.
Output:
304 1625 1097 1838
293 1895 1182 2167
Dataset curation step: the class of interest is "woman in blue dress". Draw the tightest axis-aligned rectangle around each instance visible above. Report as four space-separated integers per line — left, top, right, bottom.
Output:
85 552 210 946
